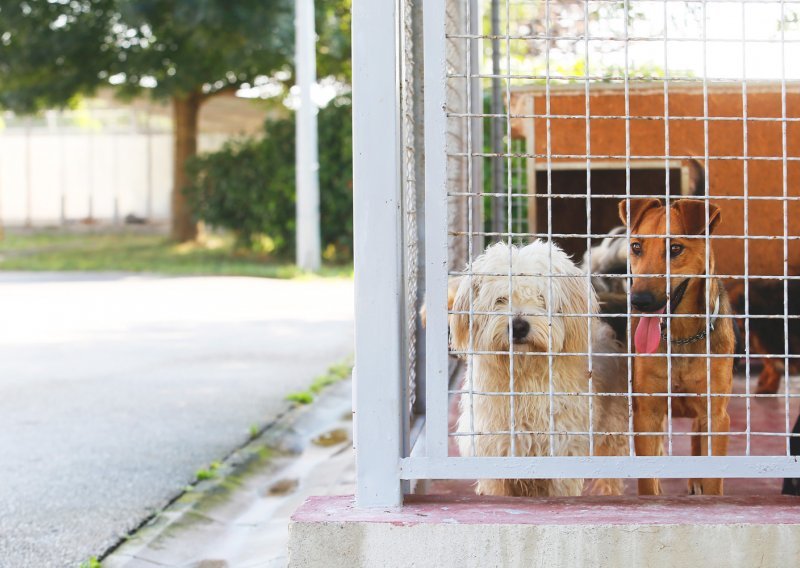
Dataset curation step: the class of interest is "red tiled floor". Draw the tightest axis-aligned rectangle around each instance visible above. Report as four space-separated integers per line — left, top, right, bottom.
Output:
430 366 800 497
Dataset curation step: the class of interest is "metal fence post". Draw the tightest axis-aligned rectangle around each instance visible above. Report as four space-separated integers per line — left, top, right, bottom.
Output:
423 0 449 460
352 0 404 508
295 0 321 273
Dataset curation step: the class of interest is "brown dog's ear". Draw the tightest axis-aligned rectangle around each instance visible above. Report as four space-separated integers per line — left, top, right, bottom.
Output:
684 159 706 197
618 198 662 230
671 199 721 236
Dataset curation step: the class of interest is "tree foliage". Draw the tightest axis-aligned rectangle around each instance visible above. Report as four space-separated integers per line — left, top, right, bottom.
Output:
107 0 294 100
316 0 351 82
0 0 352 241
185 99 353 261
0 0 351 111
0 0 115 112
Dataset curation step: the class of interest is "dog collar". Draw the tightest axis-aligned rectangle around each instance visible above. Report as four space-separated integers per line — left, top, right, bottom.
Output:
669 278 691 312
660 292 720 345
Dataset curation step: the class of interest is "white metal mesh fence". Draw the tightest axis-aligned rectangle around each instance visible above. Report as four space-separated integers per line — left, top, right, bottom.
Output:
411 0 800 493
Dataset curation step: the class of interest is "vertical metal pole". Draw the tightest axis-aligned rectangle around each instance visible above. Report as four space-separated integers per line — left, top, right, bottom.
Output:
423 0 449 461
353 0 404 508
470 0 484 255
295 0 321 273
524 95 537 233
412 0 428 420
490 0 506 240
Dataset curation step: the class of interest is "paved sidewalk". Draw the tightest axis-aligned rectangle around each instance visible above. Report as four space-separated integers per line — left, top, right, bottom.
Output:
104 379 355 568
0 273 353 567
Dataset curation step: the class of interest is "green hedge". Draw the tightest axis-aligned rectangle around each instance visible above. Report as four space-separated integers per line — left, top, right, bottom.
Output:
185 98 353 261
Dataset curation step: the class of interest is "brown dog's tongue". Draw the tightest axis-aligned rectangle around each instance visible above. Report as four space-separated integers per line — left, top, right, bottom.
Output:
634 307 665 354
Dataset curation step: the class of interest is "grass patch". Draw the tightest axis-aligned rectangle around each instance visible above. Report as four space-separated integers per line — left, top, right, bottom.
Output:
286 355 353 405
79 558 102 568
0 230 352 279
195 461 222 481
285 391 315 405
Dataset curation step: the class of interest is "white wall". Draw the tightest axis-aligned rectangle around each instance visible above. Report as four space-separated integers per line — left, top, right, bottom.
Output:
0 127 228 226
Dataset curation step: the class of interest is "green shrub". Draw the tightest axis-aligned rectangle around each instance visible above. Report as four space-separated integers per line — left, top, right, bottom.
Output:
185 98 353 261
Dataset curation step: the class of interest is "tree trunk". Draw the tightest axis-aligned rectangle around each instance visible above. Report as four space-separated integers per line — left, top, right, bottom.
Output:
171 92 201 242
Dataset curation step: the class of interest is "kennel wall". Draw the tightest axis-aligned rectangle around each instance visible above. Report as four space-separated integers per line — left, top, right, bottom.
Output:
353 0 800 508
508 84 800 276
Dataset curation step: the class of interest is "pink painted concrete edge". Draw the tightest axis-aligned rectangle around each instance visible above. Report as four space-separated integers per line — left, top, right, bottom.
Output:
292 494 800 526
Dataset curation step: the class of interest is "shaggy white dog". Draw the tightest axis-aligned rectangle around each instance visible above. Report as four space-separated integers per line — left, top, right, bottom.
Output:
450 241 628 497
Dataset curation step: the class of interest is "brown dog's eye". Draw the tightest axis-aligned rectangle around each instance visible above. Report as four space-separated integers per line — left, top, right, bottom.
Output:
630 242 642 256
670 243 684 258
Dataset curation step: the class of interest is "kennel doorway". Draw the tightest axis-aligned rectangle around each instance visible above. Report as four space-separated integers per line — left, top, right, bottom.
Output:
528 162 686 259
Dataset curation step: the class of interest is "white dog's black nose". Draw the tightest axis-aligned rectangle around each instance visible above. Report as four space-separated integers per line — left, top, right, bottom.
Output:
512 318 530 341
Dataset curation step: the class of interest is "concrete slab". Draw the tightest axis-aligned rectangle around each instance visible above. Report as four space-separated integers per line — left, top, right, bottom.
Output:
289 494 800 568
0 272 353 567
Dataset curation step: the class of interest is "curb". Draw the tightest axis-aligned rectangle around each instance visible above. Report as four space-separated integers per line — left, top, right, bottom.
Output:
102 377 353 566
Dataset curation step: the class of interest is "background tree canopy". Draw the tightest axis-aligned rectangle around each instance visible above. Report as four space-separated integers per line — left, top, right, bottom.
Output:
0 0 351 242
0 0 116 112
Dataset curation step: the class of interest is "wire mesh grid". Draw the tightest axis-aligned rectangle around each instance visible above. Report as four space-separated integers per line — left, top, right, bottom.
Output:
419 0 800 488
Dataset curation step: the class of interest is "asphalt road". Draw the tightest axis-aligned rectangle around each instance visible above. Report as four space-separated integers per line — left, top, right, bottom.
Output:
0 272 354 567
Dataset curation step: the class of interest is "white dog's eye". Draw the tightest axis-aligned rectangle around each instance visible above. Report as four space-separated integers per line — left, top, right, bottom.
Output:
495 296 507 306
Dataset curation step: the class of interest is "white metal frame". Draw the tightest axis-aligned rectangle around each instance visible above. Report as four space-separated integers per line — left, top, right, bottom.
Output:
352 0 404 507
422 0 451 464
354 0 800 508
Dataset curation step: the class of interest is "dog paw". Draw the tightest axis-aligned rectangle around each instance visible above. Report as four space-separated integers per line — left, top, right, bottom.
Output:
756 369 782 394
755 382 780 395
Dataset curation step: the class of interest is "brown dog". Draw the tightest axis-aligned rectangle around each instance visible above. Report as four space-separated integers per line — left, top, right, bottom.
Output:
619 198 736 496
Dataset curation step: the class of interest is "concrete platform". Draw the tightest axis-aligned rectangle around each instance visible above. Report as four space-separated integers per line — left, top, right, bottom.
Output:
290 494 800 567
